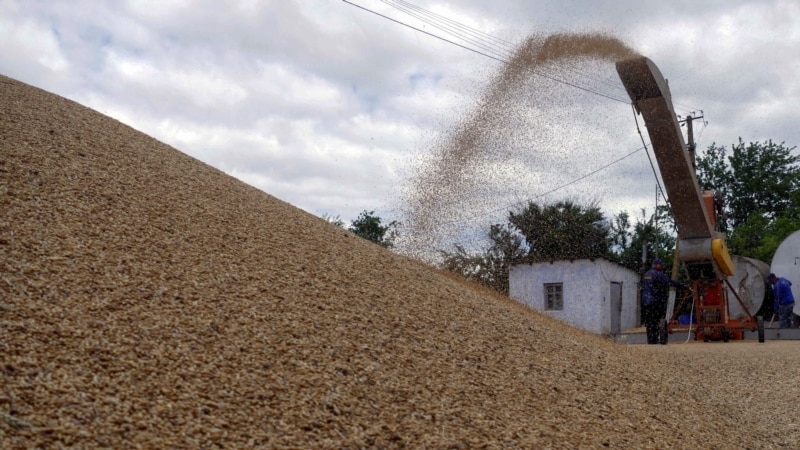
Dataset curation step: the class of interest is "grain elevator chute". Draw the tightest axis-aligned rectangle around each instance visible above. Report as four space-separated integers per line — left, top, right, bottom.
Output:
616 56 766 342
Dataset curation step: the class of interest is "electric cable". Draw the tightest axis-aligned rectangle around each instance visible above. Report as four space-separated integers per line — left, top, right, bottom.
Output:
436 145 646 227
631 103 669 210
385 0 633 100
393 0 516 47
354 0 701 118
343 0 631 104
695 118 709 143
382 0 510 58
382 0 628 92
347 0 691 249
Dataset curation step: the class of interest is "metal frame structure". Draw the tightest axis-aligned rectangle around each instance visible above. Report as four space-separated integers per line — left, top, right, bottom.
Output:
667 278 762 342
615 57 765 342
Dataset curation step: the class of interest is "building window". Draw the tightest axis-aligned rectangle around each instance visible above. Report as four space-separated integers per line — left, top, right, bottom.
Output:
544 282 563 311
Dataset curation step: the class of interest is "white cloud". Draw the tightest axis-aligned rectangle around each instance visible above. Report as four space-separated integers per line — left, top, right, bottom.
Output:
0 13 69 76
123 0 195 19
104 51 247 109
252 62 350 116
2 0 800 247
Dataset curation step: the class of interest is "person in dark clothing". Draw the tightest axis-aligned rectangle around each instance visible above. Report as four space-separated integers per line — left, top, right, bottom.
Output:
769 273 795 328
641 258 686 344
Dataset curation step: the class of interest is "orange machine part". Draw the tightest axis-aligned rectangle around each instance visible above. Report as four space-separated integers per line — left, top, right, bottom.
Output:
702 192 716 229
703 281 723 305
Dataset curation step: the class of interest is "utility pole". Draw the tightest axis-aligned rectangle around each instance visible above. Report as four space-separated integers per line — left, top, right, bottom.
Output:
686 114 696 171
680 112 704 174
666 112 703 324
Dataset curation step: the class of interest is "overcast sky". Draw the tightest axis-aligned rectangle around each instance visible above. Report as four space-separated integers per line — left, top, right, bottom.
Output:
2 0 799 251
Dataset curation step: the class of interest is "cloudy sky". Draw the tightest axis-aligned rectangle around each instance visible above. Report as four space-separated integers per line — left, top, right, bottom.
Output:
2 0 799 251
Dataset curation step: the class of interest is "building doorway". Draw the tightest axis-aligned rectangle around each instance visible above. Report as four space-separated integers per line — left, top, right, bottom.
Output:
610 282 623 334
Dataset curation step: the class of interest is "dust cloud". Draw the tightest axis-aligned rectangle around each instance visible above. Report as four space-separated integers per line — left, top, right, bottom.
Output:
396 32 639 261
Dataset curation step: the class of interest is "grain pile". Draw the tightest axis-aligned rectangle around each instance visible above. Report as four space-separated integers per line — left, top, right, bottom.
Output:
2 74 799 448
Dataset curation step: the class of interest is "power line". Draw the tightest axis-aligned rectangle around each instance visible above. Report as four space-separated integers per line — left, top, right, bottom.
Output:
381 0 510 58
352 0 706 117
630 103 671 216
695 118 708 143
346 1 686 231
393 0 516 48
536 145 646 198
380 0 631 100
437 145 647 226
343 0 630 104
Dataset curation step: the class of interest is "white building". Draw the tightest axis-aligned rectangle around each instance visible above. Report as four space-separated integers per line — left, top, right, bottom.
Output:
509 258 641 335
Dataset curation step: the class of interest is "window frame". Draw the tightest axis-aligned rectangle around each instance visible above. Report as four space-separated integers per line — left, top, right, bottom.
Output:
543 282 564 311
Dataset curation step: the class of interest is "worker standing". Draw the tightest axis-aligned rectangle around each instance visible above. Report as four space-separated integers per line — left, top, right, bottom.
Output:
641 258 686 344
768 273 795 328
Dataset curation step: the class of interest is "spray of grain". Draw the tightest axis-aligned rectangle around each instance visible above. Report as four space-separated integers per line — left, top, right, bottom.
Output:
396 33 638 261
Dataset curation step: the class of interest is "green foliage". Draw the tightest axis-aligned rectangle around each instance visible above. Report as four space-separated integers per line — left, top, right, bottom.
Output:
440 200 613 294
509 200 610 262
440 224 526 295
440 134 800 293
729 210 800 262
348 210 399 249
440 200 683 294
609 210 632 253
729 139 800 226
695 143 733 233
696 139 800 230
695 143 732 197
440 200 683 295
695 138 800 261
609 208 676 274
440 244 487 283
486 223 527 264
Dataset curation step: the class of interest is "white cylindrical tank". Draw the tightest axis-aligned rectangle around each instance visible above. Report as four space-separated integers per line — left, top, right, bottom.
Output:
770 230 800 315
726 255 769 318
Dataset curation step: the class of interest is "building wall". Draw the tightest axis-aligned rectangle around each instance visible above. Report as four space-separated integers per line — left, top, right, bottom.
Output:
509 259 640 334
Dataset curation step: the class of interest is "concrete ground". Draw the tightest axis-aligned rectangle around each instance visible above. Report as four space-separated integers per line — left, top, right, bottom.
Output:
617 323 800 344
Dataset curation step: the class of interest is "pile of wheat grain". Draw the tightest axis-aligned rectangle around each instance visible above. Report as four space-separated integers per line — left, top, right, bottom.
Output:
2 75 799 449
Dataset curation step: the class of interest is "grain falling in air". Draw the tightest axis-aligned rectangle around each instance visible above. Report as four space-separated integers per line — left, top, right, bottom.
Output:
397 33 638 259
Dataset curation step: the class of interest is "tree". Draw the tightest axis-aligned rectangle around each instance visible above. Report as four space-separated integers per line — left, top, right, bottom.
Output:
609 211 632 254
440 223 525 294
695 138 800 261
509 200 610 262
440 200 678 295
348 210 399 249
728 209 800 262
609 208 676 274
729 139 800 226
696 139 800 230
695 143 732 198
